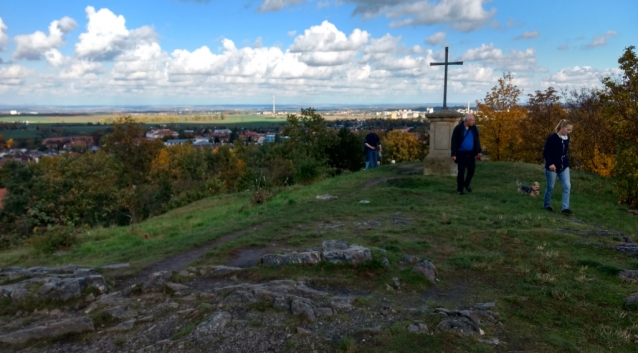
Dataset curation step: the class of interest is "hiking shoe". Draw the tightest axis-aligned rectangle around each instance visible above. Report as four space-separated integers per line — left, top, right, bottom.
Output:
562 209 573 216
465 186 473 193
457 190 465 195
545 207 554 212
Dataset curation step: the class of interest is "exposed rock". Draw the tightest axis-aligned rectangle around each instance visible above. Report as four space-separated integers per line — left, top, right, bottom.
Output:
401 255 421 264
0 317 95 344
619 270 638 281
322 243 372 265
85 294 96 302
624 293 638 305
407 321 428 333
291 298 316 321
392 278 400 289
210 266 243 276
141 271 171 293
359 200 371 204
196 311 232 333
381 257 391 268
100 263 130 270
166 282 190 291
106 319 136 332
314 307 333 318
412 260 437 284
479 338 503 345
104 306 138 320
261 251 321 266
330 296 355 311
316 194 338 200
362 325 382 335
437 316 481 337
297 327 312 335
178 270 190 277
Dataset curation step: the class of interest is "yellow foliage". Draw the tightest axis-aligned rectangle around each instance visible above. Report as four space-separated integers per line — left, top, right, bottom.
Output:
383 130 426 163
476 73 526 161
6 138 14 149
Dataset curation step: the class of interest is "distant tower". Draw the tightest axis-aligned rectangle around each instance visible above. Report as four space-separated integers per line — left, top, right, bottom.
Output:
467 102 470 114
273 95 276 115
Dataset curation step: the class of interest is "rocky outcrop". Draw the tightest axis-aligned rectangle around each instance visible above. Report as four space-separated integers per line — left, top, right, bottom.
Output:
432 302 500 337
0 266 108 303
412 260 437 284
0 317 94 344
260 240 373 267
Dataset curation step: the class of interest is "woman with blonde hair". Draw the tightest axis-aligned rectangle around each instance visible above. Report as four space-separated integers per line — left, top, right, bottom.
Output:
542 119 574 215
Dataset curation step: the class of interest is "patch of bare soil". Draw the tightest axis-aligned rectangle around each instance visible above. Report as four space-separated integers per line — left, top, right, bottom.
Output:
116 223 267 289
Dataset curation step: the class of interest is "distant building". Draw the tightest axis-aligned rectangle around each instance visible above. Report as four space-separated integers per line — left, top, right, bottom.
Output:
146 129 178 140
10 110 18 115
214 129 232 134
265 134 276 143
164 139 190 146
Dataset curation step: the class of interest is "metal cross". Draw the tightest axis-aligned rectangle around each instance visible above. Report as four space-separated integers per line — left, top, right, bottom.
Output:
430 46 463 110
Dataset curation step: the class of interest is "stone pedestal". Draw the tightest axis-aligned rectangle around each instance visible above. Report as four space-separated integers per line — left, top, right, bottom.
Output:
423 109 464 176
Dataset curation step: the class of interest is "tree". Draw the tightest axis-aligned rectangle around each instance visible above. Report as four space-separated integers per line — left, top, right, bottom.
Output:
565 87 615 177
6 138 14 149
383 130 426 163
476 73 526 161
602 46 638 207
325 127 365 173
518 87 567 163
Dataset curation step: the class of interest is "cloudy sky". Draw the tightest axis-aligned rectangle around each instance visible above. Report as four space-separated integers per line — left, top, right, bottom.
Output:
0 0 635 105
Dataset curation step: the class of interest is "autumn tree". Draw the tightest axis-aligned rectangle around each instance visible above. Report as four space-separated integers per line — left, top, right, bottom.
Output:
565 87 615 177
517 87 567 163
383 130 426 163
602 46 638 207
6 138 14 149
476 72 526 161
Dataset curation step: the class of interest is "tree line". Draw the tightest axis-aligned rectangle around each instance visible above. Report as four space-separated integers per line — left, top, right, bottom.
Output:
477 46 638 207
0 109 426 247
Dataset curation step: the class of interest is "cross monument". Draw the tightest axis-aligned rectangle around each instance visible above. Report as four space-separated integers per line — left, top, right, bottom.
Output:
423 46 466 177
429 46 463 110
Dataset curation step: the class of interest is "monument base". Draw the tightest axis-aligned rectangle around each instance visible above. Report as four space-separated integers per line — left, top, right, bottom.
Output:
423 109 464 177
423 156 457 176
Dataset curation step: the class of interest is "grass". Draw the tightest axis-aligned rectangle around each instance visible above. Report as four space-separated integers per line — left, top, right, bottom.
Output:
2 161 638 351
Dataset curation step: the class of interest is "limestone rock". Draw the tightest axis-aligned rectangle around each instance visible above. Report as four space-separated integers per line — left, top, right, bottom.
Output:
412 260 437 284
321 240 349 252
401 255 421 264
322 244 372 265
381 257 390 268
196 312 232 333
437 316 480 337
624 293 638 306
330 296 355 310
100 263 130 270
166 282 190 291
297 327 312 335
290 298 316 322
0 317 95 344
407 321 428 333
141 271 171 293
261 251 321 266
106 319 136 332
619 270 638 281
314 307 333 318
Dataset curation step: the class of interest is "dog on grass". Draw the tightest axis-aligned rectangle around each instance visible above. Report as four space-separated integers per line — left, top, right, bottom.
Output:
517 180 540 197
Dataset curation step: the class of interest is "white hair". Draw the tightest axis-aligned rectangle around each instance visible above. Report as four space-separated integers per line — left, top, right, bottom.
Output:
464 114 474 122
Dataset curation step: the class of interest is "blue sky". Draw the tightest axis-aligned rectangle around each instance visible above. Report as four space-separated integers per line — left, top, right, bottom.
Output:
0 0 635 105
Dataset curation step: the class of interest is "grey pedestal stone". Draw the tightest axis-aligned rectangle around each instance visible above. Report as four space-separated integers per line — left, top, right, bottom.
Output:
423 109 464 176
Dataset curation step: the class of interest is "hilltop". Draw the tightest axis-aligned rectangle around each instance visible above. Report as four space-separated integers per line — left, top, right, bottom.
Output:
1 161 638 352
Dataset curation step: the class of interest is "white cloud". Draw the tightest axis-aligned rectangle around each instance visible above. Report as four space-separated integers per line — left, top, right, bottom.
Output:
542 66 621 87
287 30 297 37
461 43 539 72
557 44 568 51
515 30 539 40
75 6 157 61
0 18 8 52
388 0 497 31
587 30 618 48
0 65 34 85
343 0 497 32
254 37 264 48
258 0 306 12
13 17 77 60
317 1 331 9
425 32 446 45
290 21 369 53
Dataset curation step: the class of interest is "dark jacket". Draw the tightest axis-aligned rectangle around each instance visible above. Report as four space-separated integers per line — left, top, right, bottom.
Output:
543 133 570 172
451 123 482 157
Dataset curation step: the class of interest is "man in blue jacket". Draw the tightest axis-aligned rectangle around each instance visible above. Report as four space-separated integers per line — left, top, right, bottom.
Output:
451 115 482 195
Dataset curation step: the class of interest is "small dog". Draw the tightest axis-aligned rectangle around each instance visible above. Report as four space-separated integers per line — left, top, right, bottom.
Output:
517 180 540 197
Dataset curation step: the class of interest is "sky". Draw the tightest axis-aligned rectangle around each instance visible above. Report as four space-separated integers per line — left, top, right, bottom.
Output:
0 0 635 106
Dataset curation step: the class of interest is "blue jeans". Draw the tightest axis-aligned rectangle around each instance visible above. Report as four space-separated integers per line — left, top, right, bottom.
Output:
544 168 571 210
366 150 378 169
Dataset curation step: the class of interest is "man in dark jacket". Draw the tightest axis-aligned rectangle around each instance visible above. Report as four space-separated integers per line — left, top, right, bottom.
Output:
451 115 482 195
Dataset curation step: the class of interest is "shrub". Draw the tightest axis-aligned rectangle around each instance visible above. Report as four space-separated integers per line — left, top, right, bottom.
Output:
27 226 78 253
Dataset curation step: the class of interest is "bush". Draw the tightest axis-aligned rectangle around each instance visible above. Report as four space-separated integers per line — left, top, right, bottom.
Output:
27 226 78 253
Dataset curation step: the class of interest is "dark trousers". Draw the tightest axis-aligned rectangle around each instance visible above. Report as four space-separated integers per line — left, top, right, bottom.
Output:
456 151 476 191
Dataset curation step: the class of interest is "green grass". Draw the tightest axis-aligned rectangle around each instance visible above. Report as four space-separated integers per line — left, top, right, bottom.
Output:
2 161 638 351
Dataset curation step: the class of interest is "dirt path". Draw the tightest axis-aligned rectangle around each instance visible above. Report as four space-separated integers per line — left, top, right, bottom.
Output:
116 223 267 289
363 177 405 190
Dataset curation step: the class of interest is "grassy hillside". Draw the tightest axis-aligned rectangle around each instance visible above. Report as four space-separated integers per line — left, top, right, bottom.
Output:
2 161 638 351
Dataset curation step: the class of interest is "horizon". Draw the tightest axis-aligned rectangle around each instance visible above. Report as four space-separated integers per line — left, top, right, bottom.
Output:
0 0 633 105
